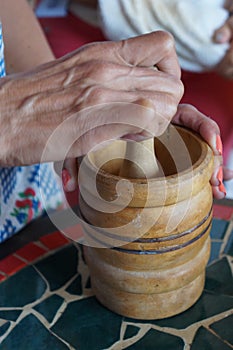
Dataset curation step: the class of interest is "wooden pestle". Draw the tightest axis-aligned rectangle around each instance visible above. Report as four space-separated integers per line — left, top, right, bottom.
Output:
119 138 160 179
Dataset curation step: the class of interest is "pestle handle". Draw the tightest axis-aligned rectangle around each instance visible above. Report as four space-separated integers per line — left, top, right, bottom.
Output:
119 138 160 179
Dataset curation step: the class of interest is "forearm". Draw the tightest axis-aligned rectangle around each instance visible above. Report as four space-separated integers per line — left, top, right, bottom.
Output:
0 0 54 74
0 65 69 166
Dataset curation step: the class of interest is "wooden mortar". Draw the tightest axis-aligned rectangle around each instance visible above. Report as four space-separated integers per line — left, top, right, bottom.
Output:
79 125 214 319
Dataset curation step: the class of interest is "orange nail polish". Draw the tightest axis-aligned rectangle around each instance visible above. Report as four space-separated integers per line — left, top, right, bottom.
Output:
219 182 226 196
217 167 223 184
62 168 71 188
216 135 223 155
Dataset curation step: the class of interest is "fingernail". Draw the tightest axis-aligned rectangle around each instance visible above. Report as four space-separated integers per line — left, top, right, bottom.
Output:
219 182 227 196
217 166 226 195
216 135 223 155
62 168 71 189
217 166 223 184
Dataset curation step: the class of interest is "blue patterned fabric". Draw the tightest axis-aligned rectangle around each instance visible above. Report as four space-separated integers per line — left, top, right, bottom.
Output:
0 24 5 77
0 23 64 243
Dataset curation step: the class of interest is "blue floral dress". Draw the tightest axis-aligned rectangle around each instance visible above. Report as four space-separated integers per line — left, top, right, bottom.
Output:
0 24 64 243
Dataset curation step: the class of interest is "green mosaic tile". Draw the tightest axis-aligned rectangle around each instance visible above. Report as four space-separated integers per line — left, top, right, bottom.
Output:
66 274 82 295
124 325 140 340
0 310 21 322
145 292 233 329
0 321 10 337
0 314 68 350
210 218 229 239
35 245 78 291
34 295 64 323
52 297 122 350
205 257 233 295
125 328 184 350
0 266 46 307
126 257 233 329
210 314 233 345
191 326 232 350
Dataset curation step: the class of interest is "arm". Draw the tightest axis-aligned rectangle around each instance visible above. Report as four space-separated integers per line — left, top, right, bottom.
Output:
0 0 54 74
0 31 183 166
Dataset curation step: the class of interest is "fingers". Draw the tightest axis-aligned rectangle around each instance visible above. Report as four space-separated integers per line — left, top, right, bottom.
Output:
209 156 233 199
60 101 233 195
211 166 233 185
54 159 78 192
212 186 226 199
211 166 227 199
67 100 157 157
28 58 183 118
39 33 183 159
81 88 181 123
172 104 221 155
87 61 182 92
118 31 181 78
172 104 228 199
76 31 181 78
62 159 78 192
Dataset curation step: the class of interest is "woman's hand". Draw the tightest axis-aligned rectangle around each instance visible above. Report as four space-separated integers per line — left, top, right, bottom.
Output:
173 104 233 199
62 104 233 199
0 31 183 167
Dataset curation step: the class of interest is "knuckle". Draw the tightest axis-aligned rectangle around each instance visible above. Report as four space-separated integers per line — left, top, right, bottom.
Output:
177 79 184 98
168 76 184 101
87 86 107 104
167 101 178 119
80 58 111 82
172 78 184 100
162 96 178 120
89 60 112 81
156 31 176 53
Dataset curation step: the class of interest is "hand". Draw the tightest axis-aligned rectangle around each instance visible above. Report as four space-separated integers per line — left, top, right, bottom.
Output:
173 104 233 199
61 104 233 199
214 1 233 78
0 31 183 166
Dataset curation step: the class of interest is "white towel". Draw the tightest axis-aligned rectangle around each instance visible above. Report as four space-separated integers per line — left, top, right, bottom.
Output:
98 0 229 72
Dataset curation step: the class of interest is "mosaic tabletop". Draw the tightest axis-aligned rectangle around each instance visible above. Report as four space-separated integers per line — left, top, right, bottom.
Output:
0 200 232 350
